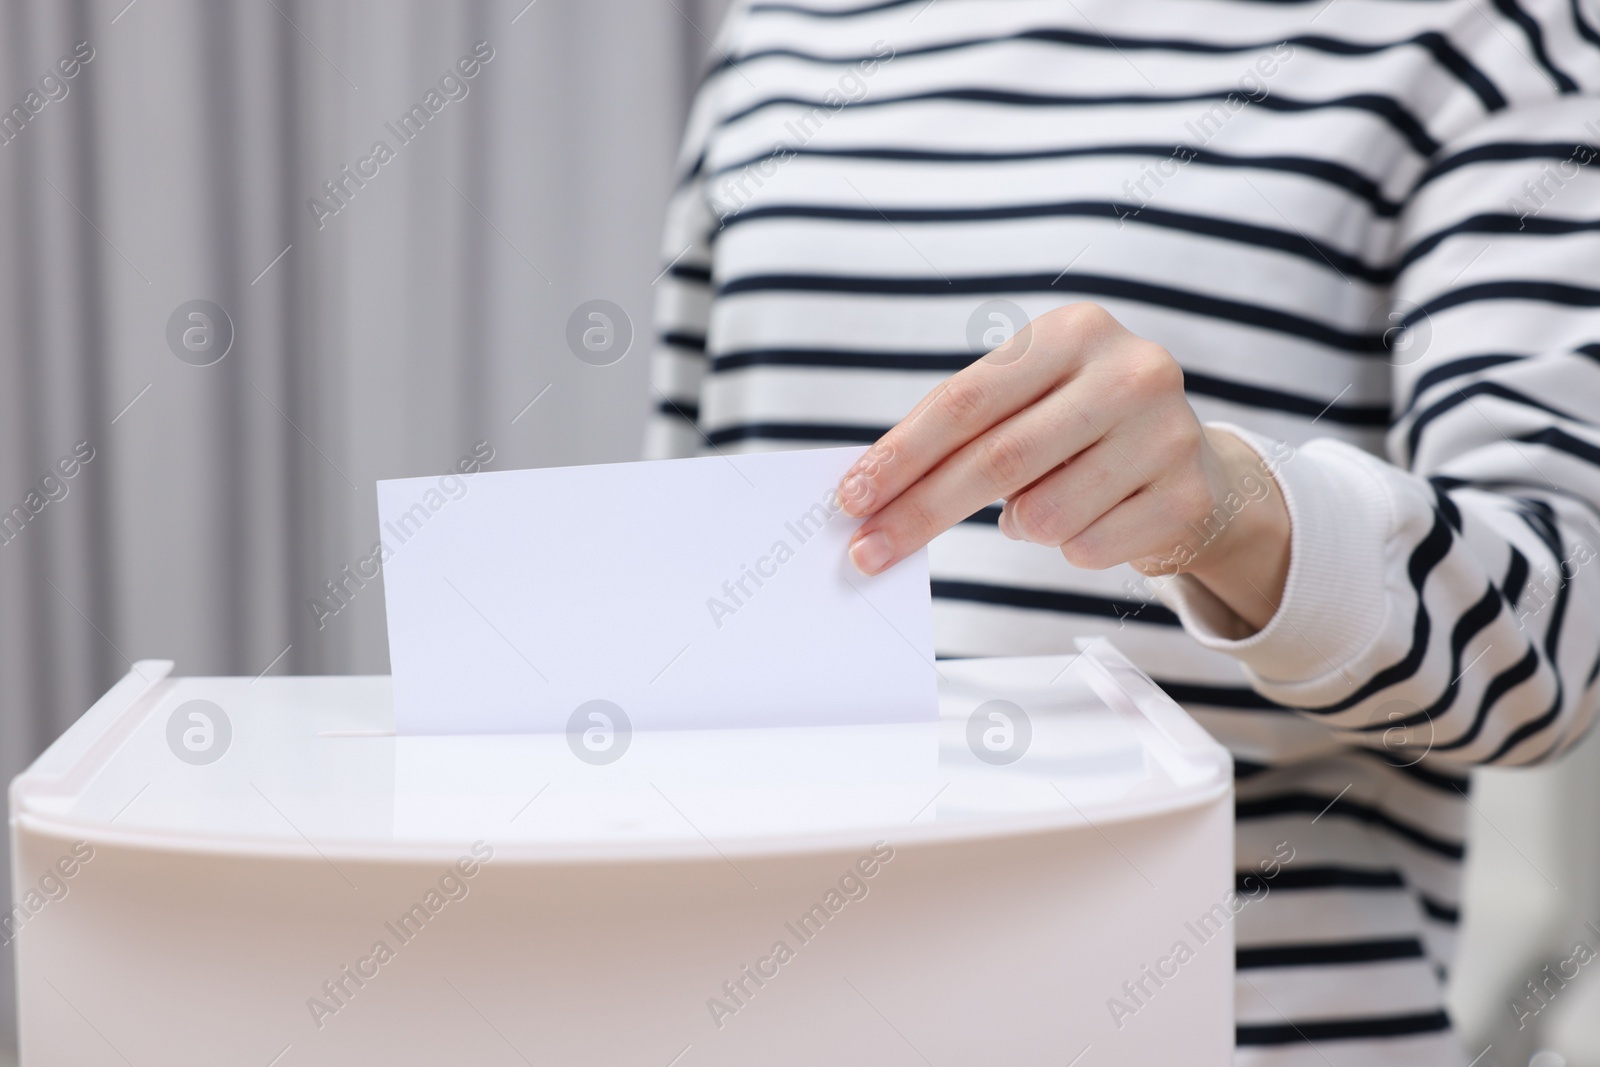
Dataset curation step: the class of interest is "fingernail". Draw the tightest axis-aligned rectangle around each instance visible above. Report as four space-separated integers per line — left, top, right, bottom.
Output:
849 531 895 576
839 474 873 515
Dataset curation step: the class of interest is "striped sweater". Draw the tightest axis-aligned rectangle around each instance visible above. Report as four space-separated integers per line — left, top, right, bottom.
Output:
645 0 1600 1061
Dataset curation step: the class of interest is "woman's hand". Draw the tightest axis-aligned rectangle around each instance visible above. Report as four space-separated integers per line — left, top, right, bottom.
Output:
837 302 1292 635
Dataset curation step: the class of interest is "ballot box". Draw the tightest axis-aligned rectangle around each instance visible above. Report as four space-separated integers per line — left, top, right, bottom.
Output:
10 639 1233 1065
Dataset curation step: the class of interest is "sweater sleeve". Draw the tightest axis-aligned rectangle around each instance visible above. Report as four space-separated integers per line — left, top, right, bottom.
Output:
1157 96 1600 769
642 10 742 461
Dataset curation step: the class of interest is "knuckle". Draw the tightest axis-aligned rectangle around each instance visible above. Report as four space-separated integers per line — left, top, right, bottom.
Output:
1126 344 1182 395
975 432 1031 486
1036 303 1138 372
1058 301 1112 331
934 376 989 428
1158 418 1205 467
1050 302 1116 344
895 494 939 543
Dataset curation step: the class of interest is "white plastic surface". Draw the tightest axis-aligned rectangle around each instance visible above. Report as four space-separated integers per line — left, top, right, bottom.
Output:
12 642 1229 863
10 643 1236 1066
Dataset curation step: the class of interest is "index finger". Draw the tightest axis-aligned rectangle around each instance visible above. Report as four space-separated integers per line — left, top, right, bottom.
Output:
836 305 1094 517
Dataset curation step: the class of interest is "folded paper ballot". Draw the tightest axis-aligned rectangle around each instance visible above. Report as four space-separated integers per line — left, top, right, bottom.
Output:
378 446 937 734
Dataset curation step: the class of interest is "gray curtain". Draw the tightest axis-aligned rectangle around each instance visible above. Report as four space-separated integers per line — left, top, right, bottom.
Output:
0 0 725 1052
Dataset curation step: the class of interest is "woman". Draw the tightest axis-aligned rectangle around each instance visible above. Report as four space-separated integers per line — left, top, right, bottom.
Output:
648 1 1600 1062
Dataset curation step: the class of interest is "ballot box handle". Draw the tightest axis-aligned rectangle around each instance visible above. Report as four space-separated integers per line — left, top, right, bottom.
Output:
10 660 173 805
1073 638 1224 765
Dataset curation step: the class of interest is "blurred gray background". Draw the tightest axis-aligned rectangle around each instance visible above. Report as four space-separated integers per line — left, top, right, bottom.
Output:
1 1 1598 1064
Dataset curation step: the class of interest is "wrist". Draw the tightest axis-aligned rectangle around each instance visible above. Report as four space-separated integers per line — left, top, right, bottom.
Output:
1176 427 1292 633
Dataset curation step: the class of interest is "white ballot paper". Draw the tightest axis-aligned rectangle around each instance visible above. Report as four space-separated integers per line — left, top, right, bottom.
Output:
378 446 936 734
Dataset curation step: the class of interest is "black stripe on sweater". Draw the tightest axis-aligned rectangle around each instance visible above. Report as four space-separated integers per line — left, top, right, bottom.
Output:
1228 747 1471 794
655 398 700 422
1235 792 1465 859
1359 584 1503 736
1154 679 1283 710
1502 547 1532 612
1412 280 1600 321
717 271 1388 352
1488 685 1566 763
931 578 1183 626
1303 511 1455 715
1487 561 1570 763
710 143 1404 217
1257 866 1406 891
1431 479 1466 535
703 347 1387 425
1185 370 1388 424
1234 758 1271 779
716 199 1391 284
1423 894 1461 924
705 421 884 445
1399 353 1523 420
661 330 708 352
1237 936 1426 969
1515 424 1600 469
668 262 713 285
1429 645 1540 754
1488 0 1579 93
1397 213 1600 277
1411 141 1600 194
1237 1009 1451 1045
718 28 1503 112
1576 0 1600 49
720 88 1440 156
747 0 922 16
1517 495 1566 558
1353 747 1471 795
711 346 976 373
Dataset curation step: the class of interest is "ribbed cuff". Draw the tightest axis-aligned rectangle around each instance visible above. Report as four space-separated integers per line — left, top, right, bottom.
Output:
1155 424 1394 687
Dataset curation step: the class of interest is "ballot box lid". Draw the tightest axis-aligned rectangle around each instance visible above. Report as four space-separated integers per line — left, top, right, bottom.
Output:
12 639 1230 863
